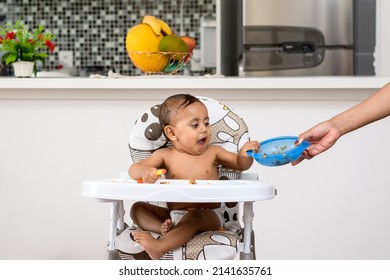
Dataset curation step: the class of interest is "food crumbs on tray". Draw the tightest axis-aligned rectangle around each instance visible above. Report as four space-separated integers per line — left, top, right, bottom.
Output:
188 178 197 184
159 179 198 184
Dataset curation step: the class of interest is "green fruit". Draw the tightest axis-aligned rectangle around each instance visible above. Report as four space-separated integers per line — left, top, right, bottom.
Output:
159 35 189 61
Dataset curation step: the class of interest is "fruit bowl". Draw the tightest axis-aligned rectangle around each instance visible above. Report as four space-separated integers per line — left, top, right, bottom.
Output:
128 51 192 74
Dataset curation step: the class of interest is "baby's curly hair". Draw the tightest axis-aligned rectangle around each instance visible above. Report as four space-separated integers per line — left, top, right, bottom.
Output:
159 94 201 132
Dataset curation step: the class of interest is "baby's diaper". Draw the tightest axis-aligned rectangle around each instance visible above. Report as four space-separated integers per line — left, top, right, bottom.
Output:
170 210 188 227
169 207 225 228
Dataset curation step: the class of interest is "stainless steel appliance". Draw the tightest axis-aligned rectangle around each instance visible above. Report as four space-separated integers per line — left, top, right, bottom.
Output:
240 0 354 76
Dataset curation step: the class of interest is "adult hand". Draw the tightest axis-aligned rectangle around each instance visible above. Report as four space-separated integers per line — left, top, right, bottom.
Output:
292 120 341 165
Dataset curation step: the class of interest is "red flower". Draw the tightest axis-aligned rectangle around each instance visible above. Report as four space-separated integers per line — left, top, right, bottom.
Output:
28 39 35 44
0 36 3 44
5 31 15 40
45 40 55 52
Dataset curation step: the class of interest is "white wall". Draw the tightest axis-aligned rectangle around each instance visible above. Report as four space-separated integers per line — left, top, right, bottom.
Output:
0 99 137 259
1 86 390 260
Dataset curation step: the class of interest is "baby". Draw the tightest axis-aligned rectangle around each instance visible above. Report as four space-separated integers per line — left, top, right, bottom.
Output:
128 94 259 259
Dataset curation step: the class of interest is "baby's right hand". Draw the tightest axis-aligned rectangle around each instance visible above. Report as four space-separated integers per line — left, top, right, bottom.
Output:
140 167 159 184
240 140 260 157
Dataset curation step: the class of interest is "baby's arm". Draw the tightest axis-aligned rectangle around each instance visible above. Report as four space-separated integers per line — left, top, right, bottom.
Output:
128 149 165 183
215 140 259 171
237 140 259 169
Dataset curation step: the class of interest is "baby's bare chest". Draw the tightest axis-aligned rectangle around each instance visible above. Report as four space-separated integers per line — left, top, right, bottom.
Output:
164 153 219 180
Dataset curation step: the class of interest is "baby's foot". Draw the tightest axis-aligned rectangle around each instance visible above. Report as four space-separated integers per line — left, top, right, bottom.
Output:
132 231 165 260
161 219 173 235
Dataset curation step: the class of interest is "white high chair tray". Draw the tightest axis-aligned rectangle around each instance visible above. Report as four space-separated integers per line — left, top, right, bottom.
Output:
82 179 275 202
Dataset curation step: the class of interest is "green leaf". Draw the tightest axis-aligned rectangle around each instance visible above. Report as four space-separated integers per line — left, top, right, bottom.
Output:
33 62 38 77
34 53 48 59
5 53 17 64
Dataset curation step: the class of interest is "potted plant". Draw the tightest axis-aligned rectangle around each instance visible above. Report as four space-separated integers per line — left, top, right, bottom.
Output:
0 19 55 77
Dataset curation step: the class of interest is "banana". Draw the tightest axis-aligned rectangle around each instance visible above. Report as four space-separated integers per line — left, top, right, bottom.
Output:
141 15 161 36
158 19 173 36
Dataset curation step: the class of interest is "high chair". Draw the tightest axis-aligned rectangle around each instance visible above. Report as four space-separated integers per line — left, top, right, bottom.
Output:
82 96 275 260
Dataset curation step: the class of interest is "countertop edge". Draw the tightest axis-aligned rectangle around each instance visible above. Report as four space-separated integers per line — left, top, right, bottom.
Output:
0 76 389 89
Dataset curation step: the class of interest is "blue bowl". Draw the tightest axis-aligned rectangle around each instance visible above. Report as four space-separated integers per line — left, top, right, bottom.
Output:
247 136 310 166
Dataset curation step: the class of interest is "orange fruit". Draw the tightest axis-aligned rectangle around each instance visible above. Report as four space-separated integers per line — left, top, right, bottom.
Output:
126 23 168 72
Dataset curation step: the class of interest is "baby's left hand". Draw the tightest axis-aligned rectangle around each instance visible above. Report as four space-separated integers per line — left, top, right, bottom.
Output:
240 140 260 157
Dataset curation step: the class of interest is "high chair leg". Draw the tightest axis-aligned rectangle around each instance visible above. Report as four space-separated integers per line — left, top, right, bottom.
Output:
108 201 119 251
240 201 255 260
117 200 125 232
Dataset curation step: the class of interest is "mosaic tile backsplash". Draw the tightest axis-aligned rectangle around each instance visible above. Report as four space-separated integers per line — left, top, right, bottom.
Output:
0 0 216 76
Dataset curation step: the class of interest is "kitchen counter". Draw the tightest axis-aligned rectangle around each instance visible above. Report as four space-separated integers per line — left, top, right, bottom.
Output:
0 76 388 89
0 76 388 100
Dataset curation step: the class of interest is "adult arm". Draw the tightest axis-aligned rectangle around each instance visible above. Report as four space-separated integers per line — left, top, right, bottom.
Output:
292 82 390 165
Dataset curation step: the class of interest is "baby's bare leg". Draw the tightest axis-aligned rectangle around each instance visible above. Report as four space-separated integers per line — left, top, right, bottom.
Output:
130 202 170 234
133 208 221 259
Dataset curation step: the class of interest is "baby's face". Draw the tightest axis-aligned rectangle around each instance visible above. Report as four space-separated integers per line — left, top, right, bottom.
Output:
171 101 211 155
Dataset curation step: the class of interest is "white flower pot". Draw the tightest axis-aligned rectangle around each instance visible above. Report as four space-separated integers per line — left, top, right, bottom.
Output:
12 61 34 77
